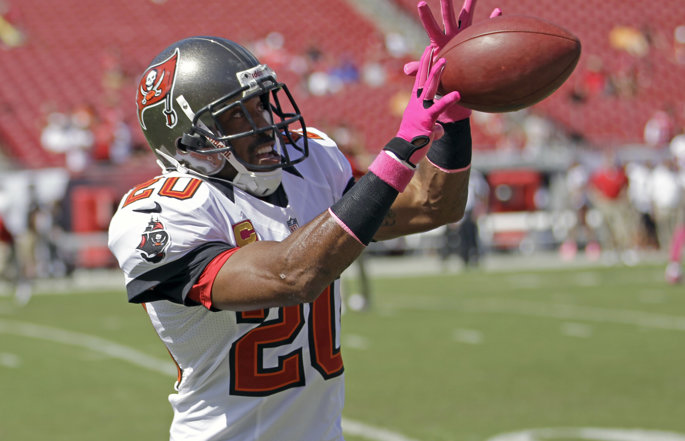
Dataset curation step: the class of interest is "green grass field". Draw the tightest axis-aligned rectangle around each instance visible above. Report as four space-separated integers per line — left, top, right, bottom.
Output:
1 261 684 441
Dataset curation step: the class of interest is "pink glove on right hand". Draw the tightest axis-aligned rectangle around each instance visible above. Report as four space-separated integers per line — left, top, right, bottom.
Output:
404 0 502 122
395 45 461 165
367 45 460 193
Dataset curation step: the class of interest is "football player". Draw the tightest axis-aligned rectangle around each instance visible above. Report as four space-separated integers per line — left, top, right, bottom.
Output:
108 1 484 438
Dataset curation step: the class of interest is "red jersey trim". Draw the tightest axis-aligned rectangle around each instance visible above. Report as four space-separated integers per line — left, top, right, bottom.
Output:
188 248 240 309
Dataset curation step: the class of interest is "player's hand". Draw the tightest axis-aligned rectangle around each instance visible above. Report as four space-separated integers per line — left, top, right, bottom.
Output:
395 45 461 166
403 0 502 122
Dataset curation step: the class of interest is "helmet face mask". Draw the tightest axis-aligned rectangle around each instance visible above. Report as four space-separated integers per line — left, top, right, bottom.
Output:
136 36 308 196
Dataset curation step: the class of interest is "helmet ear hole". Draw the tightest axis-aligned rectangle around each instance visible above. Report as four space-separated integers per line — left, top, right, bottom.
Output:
176 137 189 152
179 133 206 151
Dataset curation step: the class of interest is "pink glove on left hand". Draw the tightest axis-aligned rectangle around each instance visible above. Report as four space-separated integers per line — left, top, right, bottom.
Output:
404 0 502 122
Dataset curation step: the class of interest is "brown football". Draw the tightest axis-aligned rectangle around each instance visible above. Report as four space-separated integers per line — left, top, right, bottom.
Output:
436 15 581 113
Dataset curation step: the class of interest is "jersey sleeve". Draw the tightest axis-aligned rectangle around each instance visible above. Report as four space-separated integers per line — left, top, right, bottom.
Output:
124 241 233 304
108 174 235 305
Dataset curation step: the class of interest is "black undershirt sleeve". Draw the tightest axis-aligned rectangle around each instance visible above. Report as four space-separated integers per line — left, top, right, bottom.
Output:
126 241 234 305
426 119 472 170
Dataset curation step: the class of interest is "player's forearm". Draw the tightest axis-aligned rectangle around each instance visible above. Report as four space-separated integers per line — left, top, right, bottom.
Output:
210 213 365 311
374 164 469 240
374 119 472 240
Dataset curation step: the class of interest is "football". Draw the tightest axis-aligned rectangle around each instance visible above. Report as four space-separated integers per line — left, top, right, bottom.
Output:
436 15 581 113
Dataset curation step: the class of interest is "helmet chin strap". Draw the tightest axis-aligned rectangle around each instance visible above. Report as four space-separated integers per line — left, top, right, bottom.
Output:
158 146 282 197
225 153 283 197
222 135 283 197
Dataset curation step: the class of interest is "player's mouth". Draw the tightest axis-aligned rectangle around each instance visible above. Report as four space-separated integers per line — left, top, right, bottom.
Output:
253 144 281 166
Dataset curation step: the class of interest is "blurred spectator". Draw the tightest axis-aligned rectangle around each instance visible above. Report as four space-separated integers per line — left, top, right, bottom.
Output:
608 64 640 99
329 55 360 85
251 32 291 74
665 240 684 284
643 108 676 148
674 25 685 65
101 47 131 103
332 123 372 175
0 205 16 281
560 161 601 260
625 160 659 249
40 105 96 174
0 0 26 48
14 184 40 306
384 32 410 58
92 105 133 164
569 55 608 103
588 153 638 264
361 39 389 88
609 25 650 57
650 158 681 250
665 144 685 283
669 130 685 167
440 168 489 268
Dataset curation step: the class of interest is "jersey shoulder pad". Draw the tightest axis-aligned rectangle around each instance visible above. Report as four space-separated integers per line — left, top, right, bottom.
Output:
289 127 338 149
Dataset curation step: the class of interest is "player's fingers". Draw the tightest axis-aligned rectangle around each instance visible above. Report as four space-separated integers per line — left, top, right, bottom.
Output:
432 91 462 115
458 0 477 29
430 122 445 141
416 45 435 93
404 61 419 76
489 7 502 18
441 0 459 35
422 57 446 99
417 1 444 45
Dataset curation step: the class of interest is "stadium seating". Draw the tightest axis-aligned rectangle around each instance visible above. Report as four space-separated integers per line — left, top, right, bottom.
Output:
0 0 405 169
393 0 685 148
0 0 684 171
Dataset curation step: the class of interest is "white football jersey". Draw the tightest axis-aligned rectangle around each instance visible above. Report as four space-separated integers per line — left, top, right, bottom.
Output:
108 128 353 441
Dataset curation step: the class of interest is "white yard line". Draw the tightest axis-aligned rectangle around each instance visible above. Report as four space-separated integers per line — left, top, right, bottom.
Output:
0 318 422 441
488 427 685 441
462 299 685 332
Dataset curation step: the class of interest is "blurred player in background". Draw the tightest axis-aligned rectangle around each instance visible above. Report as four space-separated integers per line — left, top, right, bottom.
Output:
0 207 15 282
108 0 496 439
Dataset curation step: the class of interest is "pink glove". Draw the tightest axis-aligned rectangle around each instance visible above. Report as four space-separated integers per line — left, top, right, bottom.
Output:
395 45 461 164
404 0 502 122
367 45 460 193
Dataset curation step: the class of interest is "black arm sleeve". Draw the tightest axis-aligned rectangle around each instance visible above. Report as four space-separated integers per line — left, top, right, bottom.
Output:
426 119 472 170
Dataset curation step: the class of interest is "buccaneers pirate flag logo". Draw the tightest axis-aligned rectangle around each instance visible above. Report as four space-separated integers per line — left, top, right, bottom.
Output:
136 49 179 130
137 217 170 263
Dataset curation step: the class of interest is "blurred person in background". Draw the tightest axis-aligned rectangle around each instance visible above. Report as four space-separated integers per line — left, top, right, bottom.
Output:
40 104 95 174
0 203 16 282
440 167 489 268
643 107 676 149
665 132 685 283
587 152 639 264
649 157 681 251
625 160 659 250
0 0 26 48
560 160 601 260
13 184 40 305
